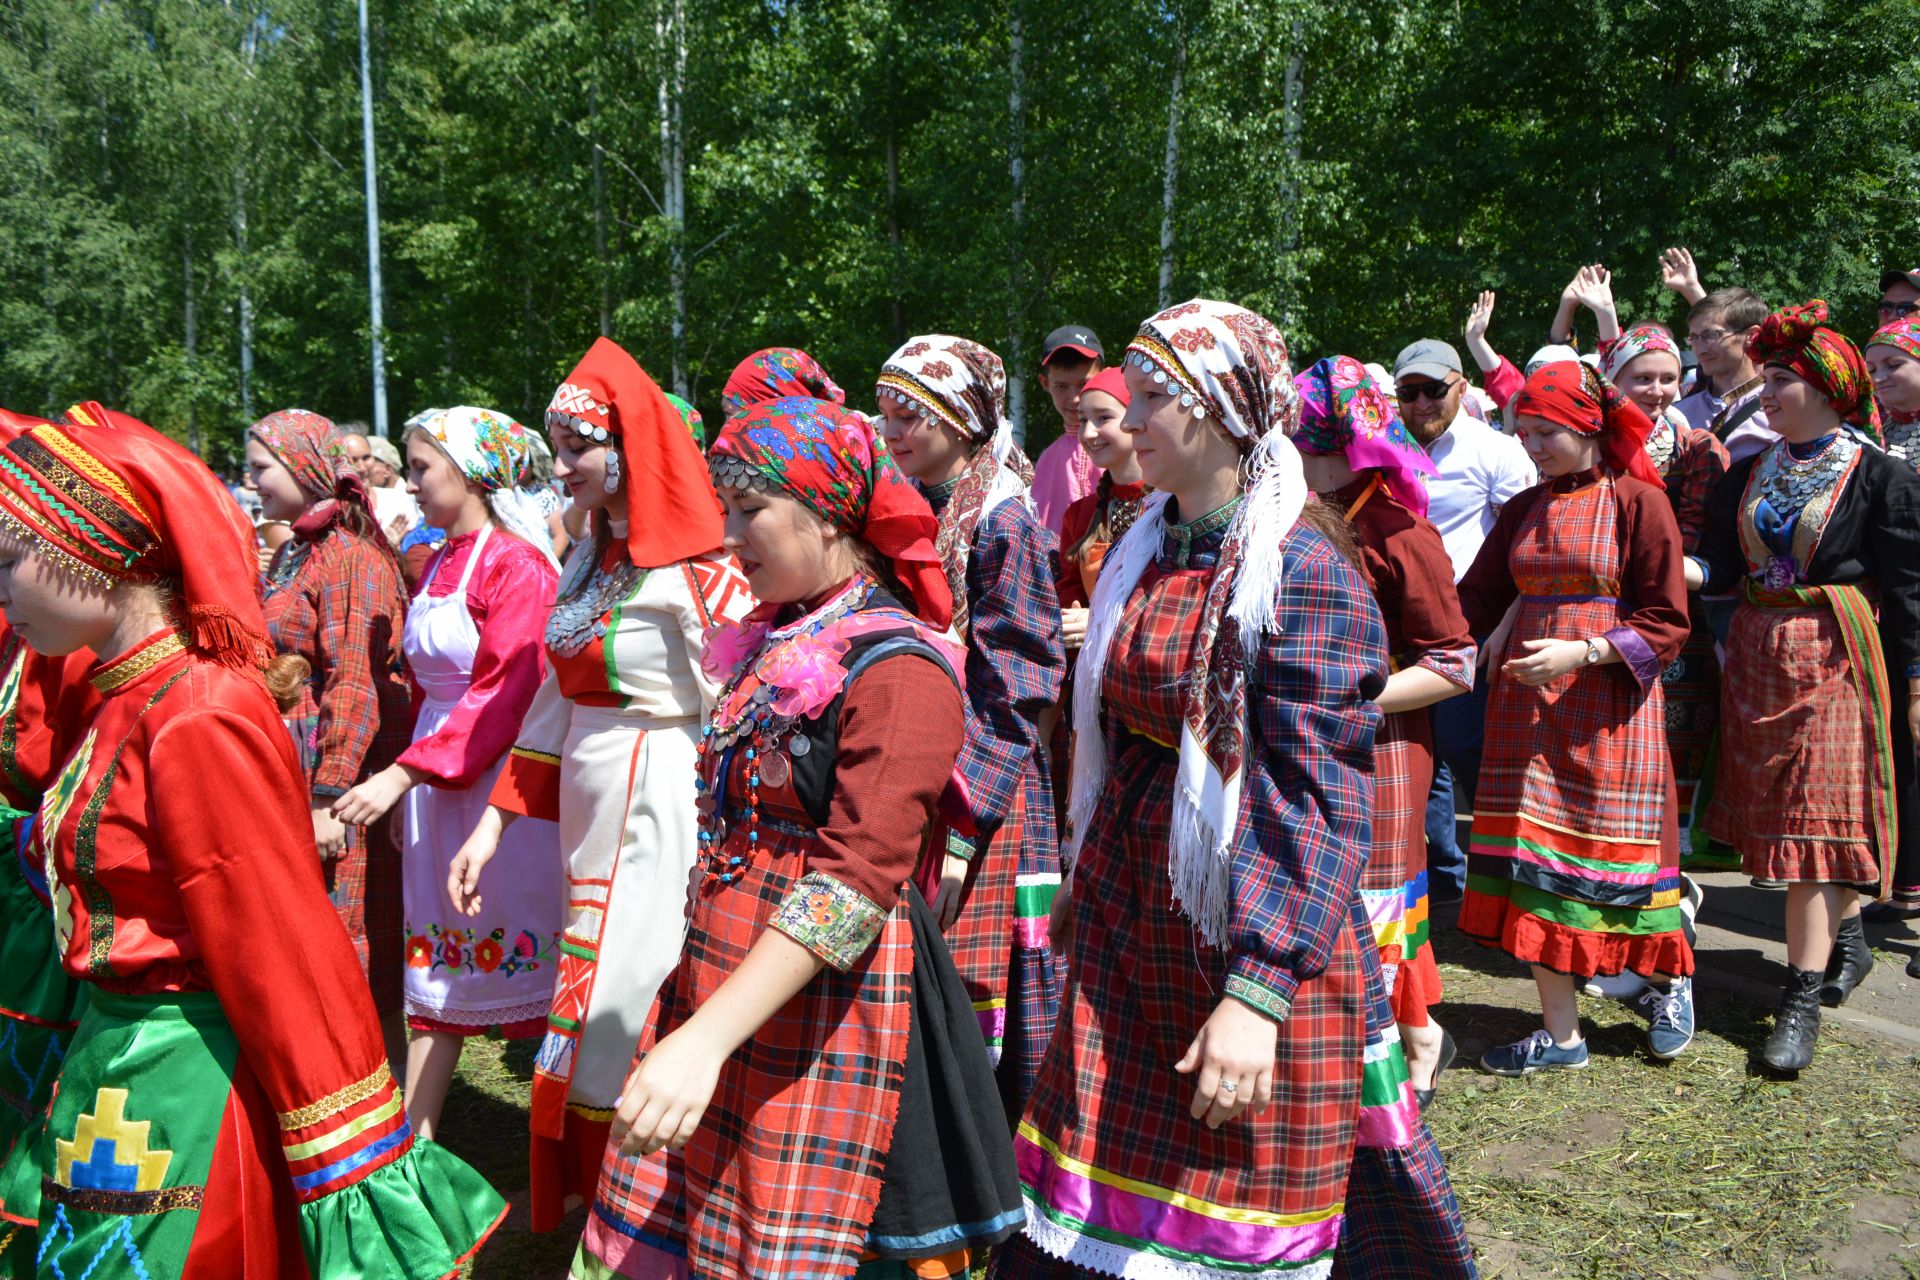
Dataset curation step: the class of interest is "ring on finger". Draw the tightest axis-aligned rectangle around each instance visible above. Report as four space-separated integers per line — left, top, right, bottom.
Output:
1219 1080 1238 1094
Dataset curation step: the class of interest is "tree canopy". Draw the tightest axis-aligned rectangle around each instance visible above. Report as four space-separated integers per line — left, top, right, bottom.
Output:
1 0 1914 464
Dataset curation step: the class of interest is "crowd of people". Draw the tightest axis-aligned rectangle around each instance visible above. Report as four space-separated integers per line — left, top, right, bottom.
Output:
0 251 1913 1280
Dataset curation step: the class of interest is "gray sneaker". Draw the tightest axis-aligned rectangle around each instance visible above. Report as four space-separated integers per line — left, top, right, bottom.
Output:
1480 1029 1591 1076
1640 976 1696 1060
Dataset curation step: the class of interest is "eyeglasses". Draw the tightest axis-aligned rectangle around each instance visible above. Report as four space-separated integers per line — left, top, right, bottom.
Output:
1879 299 1920 320
1686 328 1733 348
1395 379 1456 404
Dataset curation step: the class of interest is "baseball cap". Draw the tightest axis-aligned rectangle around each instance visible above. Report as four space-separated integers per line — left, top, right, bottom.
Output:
1041 324 1103 365
1879 268 1920 293
1392 339 1463 383
367 437 403 470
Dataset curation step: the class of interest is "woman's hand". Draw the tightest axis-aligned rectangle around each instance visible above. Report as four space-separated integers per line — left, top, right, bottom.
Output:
1503 638 1588 687
1061 607 1090 650
931 852 970 930
1464 291 1500 373
1659 247 1705 302
1568 264 1615 315
333 763 416 826
448 808 509 916
1048 882 1073 960
610 1023 729 1158
1907 689 1920 754
311 803 347 861
1175 996 1279 1129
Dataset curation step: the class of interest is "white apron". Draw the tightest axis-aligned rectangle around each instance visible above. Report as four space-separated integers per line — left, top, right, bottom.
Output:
401 525 564 1030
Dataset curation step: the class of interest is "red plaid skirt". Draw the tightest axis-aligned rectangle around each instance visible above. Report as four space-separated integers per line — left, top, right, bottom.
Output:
325 800 404 1015
1710 600 1883 887
1368 712 1440 1027
578 814 913 1279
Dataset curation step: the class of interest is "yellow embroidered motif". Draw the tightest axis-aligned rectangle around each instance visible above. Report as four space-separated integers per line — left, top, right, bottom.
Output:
55 1088 173 1191
89 633 186 694
38 727 95 956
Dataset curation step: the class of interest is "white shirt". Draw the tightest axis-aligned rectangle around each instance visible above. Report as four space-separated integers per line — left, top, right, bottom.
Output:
368 483 421 544
1423 410 1538 581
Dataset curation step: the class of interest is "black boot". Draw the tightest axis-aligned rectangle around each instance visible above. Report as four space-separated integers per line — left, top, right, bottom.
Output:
1760 965 1823 1074
1819 913 1875 1007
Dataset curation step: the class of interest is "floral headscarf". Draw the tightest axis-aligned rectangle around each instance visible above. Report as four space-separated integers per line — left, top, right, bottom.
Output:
711 398 950 628
1072 299 1311 947
721 348 846 419
406 406 558 566
1869 319 1920 428
1597 322 1683 386
248 408 379 543
875 335 1035 637
665 393 706 448
1292 355 1436 518
1747 300 1880 441
1513 361 1663 487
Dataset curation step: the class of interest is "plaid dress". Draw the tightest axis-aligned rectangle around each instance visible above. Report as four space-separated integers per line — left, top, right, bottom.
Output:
1006 519 1474 1280
262 528 412 1013
1458 474 1692 980
928 495 1066 1118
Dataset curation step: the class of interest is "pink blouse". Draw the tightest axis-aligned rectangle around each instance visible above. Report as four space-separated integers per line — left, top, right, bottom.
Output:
396 527 558 788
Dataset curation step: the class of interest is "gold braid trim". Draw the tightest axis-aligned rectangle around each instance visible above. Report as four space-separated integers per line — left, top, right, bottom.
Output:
90 633 186 693
278 1066 393 1133
32 426 153 526
41 1179 205 1216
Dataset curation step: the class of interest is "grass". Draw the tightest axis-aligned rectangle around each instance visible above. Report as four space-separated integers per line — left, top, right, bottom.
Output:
437 927 1920 1280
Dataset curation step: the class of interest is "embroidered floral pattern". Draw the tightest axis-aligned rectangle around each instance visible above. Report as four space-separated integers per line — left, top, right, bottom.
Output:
403 923 555 977
770 871 887 971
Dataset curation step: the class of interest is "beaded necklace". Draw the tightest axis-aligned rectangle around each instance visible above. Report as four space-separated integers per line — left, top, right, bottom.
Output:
694 575 877 887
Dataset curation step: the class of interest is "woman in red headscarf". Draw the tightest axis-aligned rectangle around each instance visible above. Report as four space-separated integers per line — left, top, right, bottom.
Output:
445 338 753 1230
1457 361 1696 1077
1701 301 1920 1069
246 409 412 1051
0 404 502 1277
573 397 1022 1279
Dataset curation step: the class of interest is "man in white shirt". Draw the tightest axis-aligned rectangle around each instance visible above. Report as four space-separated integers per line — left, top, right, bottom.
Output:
1393 338 1537 901
1673 287 1774 465
338 426 420 546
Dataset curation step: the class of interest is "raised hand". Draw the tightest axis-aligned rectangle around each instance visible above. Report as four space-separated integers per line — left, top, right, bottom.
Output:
1466 291 1495 343
1567 264 1614 313
1659 247 1704 301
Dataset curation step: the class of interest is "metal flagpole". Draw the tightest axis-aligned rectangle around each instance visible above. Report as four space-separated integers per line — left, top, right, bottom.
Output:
358 0 389 437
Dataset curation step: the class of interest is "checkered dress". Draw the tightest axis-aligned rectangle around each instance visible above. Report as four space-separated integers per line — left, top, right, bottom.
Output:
262 529 412 1012
1009 520 1474 1280
1460 477 1691 980
934 498 1066 1118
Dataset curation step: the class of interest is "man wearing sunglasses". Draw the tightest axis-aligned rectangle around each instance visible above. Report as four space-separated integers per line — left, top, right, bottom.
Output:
1393 337 1535 905
1881 267 1920 329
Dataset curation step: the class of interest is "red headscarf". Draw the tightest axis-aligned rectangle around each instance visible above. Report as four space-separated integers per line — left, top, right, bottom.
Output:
1078 366 1131 407
247 408 378 542
720 348 846 418
1512 360 1662 486
0 402 272 673
710 398 952 629
547 337 724 569
1747 299 1880 439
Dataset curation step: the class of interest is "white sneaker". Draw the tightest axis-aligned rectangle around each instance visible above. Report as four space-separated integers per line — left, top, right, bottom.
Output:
1581 969 1651 1001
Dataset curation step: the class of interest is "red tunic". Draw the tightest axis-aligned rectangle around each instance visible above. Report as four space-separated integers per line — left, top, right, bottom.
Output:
1055 480 1149 610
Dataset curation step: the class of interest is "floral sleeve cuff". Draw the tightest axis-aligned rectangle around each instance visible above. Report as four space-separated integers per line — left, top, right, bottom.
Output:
771 872 889 971
1223 970 1294 1024
1413 644 1477 692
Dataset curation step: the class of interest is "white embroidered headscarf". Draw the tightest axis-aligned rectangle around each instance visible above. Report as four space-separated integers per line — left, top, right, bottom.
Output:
1068 299 1308 947
405 405 560 568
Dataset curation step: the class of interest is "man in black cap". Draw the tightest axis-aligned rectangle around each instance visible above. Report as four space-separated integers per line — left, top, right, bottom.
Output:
1880 267 1920 330
1030 324 1105 536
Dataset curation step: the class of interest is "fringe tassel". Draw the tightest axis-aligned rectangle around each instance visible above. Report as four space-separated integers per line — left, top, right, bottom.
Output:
1226 430 1308 651
188 604 274 677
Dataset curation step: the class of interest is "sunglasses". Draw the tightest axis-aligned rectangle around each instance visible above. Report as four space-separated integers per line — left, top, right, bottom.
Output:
1879 299 1920 319
1395 379 1457 404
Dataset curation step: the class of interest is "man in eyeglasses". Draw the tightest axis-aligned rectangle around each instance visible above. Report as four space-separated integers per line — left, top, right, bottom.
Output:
1673 286 1774 465
1393 337 1535 904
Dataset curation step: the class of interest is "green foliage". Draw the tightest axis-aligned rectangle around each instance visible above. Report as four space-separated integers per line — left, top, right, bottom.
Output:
0 0 1913 465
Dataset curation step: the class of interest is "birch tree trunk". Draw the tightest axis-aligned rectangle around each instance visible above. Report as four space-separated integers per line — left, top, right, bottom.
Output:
1005 0 1027 444
658 0 689 399
1277 15 1305 274
1158 19 1186 310
183 227 199 455
233 163 254 423
590 0 611 337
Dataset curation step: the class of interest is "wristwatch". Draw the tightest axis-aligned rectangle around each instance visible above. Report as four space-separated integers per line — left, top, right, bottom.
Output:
1583 639 1602 666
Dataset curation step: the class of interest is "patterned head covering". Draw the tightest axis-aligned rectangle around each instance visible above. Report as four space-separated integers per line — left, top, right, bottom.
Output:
665 393 706 449
876 335 1035 637
1868 317 1920 363
1597 323 1683 385
546 337 724 568
1292 355 1436 518
1072 299 1313 946
248 408 380 542
1747 300 1880 439
406 406 559 566
721 348 846 419
1513 361 1662 487
711 398 951 628
0 403 271 672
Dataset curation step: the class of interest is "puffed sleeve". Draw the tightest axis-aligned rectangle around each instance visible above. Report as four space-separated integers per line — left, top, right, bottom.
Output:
308 538 408 797
1670 427 1731 558
1483 353 1524 410
769 655 965 971
1454 485 1536 638
1606 478 1692 688
1222 533 1387 1021
952 504 1066 851
398 538 557 788
1054 493 1099 610
149 699 504 1277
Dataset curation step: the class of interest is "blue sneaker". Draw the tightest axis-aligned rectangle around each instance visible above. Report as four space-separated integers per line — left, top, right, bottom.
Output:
1640 976 1696 1060
1479 1029 1590 1077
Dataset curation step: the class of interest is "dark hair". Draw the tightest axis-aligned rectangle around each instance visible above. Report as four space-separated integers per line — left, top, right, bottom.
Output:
1042 350 1099 377
1690 287 1768 333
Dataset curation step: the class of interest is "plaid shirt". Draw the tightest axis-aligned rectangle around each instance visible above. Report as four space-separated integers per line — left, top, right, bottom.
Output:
262 531 412 796
1661 421 1730 557
952 501 1065 839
